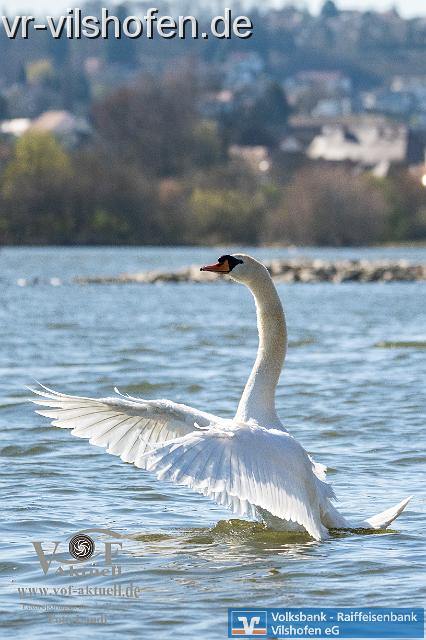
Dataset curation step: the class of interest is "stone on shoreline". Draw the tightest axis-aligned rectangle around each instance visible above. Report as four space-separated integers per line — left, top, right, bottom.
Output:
75 259 426 285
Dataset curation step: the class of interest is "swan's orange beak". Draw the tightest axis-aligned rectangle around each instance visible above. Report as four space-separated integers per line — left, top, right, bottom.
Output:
200 259 230 273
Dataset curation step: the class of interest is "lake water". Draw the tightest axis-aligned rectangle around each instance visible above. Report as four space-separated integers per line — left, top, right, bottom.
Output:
1 246 425 639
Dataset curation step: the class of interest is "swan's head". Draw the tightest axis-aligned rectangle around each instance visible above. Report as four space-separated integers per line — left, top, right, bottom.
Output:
200 253 269 285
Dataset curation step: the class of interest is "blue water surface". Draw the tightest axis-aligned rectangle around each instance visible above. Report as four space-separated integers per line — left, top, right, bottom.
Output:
0 246 425 639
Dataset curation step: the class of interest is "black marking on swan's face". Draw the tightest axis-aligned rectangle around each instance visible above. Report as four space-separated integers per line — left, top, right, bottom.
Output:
200 254 244 274
218 255 244 272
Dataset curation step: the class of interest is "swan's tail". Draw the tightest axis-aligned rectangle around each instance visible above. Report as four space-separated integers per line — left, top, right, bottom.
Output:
322 496 412 532
354 496 412 530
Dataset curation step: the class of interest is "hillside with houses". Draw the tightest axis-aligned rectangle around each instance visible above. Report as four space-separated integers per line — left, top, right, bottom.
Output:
0 0 426 245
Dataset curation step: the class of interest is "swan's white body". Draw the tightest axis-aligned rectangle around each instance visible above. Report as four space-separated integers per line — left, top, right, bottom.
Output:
30 254 411 540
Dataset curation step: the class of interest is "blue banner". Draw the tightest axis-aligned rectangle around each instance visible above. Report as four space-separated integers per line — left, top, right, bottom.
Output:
228 608 424 638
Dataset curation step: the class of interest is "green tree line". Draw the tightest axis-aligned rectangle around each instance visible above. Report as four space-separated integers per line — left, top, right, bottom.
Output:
0 75 425 246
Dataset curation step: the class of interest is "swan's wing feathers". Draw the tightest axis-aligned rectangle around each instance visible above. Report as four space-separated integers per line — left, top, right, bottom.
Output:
143 424 330 540
30 386 332 539
29 384 217 464
307 455 329 483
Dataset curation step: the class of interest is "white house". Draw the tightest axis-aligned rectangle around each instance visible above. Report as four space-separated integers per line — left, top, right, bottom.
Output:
307 123 407 166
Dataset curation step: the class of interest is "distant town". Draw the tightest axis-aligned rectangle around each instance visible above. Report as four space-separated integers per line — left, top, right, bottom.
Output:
1 0 426 246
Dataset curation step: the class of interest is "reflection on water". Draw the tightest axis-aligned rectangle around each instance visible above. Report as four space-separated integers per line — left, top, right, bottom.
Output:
131 520 314 553
1 247 425 639
128 520 398 561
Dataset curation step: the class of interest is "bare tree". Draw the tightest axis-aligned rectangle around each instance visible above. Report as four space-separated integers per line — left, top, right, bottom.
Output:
264 165 387 246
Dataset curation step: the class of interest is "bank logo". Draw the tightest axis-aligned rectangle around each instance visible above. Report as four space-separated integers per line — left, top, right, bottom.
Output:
68 533 95 560
230 610 267 636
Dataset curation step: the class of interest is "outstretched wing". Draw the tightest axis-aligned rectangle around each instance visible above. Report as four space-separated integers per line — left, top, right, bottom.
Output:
140 424 334 540
30 386 334 539
30 384 218 465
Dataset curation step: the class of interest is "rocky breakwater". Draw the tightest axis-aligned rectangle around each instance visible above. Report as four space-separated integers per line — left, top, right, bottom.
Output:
76 259 426 285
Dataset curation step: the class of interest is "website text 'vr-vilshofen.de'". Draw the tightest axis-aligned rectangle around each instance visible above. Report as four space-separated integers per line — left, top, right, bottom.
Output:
2 8 254 40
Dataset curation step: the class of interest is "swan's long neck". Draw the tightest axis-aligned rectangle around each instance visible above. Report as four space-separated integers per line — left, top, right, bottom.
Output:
235 270 287 428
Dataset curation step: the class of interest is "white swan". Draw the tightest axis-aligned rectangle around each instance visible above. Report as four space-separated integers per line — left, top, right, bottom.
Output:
30 254 411 540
